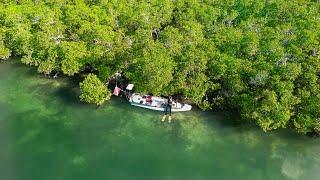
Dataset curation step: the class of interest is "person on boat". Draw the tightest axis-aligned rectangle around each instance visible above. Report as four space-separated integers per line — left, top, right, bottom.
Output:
162 96 173 123
146 95 152 104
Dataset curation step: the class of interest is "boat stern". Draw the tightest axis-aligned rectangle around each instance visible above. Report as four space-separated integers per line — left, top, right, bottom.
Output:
182 104 192 111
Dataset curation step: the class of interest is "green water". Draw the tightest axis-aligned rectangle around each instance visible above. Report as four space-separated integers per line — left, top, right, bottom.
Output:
0 60 320 180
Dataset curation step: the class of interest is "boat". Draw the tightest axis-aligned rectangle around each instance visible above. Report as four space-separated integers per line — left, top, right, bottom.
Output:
128 93 192 112
112 83 192 112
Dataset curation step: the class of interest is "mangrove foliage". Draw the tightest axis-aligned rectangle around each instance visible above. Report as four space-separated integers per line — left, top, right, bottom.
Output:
0 0 320 134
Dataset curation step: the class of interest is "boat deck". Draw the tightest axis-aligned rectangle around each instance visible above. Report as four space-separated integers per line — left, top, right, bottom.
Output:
129 93 192 112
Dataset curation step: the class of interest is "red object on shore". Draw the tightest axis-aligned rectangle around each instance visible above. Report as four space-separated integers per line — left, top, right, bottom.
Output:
113 86 121 96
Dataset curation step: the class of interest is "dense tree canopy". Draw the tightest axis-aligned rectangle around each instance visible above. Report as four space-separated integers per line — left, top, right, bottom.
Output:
80 73 111 105
1 0 320 134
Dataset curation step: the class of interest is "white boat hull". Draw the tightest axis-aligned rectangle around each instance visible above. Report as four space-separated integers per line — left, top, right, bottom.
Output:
130 102 192 112
129 93 192 112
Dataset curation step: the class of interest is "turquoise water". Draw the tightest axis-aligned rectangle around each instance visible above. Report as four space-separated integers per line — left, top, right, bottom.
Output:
1 60 320 180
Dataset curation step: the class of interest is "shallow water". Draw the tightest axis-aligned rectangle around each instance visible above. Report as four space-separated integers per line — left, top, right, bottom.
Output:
0 60 320 180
